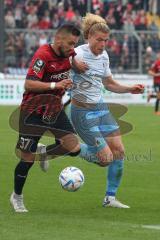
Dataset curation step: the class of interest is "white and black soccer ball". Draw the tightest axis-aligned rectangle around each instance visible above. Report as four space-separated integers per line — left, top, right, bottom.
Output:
59 166 84 192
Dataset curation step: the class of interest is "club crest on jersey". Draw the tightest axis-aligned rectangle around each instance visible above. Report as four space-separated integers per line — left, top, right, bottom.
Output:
33 59 45 73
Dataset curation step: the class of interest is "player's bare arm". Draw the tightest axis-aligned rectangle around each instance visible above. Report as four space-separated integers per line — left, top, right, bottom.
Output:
72 58 89 73
103 75 144 94
25 79 72 92
148 69 160 77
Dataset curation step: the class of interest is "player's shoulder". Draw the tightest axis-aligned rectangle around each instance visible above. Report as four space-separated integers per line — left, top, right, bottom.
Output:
102 49 109 61
34 44 51 59
75 44 88 54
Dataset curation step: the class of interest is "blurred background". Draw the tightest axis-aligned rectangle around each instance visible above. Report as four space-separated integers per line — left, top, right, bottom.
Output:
1 0 160 74
0 0 160 104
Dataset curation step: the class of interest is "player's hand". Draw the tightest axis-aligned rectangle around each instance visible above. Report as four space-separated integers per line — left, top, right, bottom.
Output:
74 61 89 73
130 84 145 94
155 73 160 77
55 79 72 90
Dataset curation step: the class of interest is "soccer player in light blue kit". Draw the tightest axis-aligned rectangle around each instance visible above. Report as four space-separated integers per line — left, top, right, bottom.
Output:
71 13 144 208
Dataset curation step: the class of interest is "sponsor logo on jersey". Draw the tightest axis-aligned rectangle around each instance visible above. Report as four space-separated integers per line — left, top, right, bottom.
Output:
33 59 45 73
50 71 70 81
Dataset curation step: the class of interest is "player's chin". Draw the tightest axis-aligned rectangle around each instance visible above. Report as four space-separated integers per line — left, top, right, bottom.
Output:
98 49 103 54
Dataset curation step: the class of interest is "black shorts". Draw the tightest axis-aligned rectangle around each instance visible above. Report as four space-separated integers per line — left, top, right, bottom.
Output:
154 83 160 93
16 109 76 153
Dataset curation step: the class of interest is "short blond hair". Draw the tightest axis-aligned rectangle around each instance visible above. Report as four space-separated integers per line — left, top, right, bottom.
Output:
82 13 110 40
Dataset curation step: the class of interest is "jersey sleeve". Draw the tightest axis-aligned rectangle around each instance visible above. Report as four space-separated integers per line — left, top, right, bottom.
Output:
26 51 47 80
69 49 77 65
103 51 112 78
73 46 84 61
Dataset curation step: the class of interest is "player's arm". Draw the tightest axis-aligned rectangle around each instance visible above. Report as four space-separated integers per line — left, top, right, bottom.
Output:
25 79 72 92
103 75 144 94
25 56 72 92
71 47 89 73
72 58 89 73
25 80 51 92
148 69 160 77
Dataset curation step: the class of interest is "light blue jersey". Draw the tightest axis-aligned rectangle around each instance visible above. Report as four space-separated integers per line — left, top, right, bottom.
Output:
71 44 119 151
71 44 124 199
72 44 112 104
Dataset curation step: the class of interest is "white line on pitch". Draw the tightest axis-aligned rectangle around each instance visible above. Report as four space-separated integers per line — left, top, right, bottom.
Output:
142 225 160 230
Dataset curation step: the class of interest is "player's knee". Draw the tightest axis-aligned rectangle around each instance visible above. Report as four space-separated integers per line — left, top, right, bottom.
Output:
112 146 125 160
15 148 36 162
61 133 79 151
68 143 81 156
99 152 113 167
99 159 113 167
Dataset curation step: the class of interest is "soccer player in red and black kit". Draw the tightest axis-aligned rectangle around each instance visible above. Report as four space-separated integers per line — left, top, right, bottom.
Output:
10 24 88 212
148 52 160 115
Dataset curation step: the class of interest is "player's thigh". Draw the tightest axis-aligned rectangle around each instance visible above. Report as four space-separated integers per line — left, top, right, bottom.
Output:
50 109 80 152
100 105 119 138
71 104 105 148
60 133 80 152
16 134 40 161
16 111 45 161
105 130 125 159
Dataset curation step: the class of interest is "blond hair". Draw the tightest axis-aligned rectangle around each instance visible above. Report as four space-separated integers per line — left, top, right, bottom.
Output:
82 13 110 40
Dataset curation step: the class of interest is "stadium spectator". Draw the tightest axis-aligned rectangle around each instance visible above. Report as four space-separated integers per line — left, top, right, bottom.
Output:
37 0 49 18
38 10 51 29
14 3 23 28
120 43 130 72
122 15 135 36
149 34 160 53
107 37 121 70
148 20 159 31
5 10 16 28
51 13 60 29
142 46 156 73
24 32 38 56
148 52 160 114
3 0 160 73
38 33 48 46
26 7 38 28
65 5 76 22
5 33 16 67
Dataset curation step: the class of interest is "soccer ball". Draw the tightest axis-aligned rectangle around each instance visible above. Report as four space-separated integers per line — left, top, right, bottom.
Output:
59 166 84 192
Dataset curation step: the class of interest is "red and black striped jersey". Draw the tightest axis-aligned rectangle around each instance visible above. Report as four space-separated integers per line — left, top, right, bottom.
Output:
150 59 160 84
21 44 75 116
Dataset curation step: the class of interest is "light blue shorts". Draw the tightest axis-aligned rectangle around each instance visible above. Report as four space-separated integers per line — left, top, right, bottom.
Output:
71 101 119 153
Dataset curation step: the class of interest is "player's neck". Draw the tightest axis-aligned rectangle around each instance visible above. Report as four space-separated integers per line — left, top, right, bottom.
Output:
50 44 61 57
89 45 99 56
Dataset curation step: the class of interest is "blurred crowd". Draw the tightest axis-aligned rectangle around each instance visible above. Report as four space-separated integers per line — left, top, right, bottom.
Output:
4 0 160 74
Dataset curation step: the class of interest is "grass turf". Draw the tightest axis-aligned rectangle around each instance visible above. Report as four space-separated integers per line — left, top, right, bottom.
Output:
0 105 160 240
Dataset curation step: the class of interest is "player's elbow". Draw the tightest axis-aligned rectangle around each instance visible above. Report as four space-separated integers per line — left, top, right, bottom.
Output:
24 80 34 91
148 70 153 76
104 83 112 91
24 81 30 91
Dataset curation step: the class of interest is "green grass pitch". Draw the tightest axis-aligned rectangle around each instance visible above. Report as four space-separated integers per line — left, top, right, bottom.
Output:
0 105 160 240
